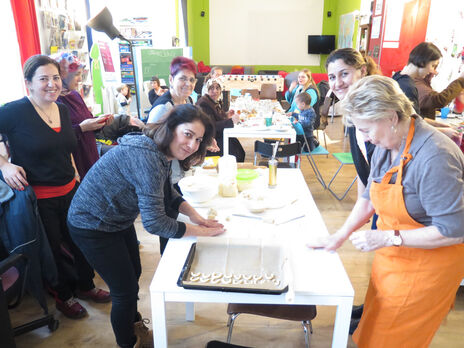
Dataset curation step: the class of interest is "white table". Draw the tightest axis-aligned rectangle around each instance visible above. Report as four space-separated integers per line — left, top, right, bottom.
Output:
223 125 296 158
150 169 354 347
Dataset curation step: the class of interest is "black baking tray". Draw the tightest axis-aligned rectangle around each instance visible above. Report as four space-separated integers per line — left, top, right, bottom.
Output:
177 243 288 294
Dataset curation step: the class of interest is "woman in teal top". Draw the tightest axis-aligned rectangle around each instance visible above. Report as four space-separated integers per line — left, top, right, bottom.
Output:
285 69 319 112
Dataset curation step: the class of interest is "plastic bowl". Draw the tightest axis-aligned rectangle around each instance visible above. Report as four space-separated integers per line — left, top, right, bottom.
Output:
178 176 218 203
236 169 259 192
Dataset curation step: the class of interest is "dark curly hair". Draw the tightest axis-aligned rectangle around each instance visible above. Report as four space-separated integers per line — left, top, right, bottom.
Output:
143 104 214 170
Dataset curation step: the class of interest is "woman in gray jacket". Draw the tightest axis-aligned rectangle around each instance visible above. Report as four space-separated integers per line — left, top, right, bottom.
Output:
67 104 225 348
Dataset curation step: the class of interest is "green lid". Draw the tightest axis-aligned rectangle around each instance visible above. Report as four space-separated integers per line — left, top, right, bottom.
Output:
236 169 259 181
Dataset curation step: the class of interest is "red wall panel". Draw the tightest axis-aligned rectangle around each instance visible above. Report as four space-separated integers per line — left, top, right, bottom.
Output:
379 0 431 77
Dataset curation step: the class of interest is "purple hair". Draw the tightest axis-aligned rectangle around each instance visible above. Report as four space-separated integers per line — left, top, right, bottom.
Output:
170 57 196 77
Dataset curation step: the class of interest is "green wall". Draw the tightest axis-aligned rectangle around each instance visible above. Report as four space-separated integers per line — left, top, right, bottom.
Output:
187 0 361 73
187 0 210 64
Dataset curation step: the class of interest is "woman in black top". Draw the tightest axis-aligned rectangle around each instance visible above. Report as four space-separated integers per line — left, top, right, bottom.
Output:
197 78 245 161
0 55 109 319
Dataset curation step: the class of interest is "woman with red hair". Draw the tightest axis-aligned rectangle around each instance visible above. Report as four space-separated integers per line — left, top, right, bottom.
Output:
147 56 197 123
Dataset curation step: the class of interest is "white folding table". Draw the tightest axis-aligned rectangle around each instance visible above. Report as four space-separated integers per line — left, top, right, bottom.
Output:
150 169 354 347
223 125 296 158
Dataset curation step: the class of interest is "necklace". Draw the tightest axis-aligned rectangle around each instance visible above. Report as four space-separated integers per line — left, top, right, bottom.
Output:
29 97 54 124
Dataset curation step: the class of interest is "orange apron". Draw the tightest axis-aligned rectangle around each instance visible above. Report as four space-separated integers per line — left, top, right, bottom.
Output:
353 117 464 348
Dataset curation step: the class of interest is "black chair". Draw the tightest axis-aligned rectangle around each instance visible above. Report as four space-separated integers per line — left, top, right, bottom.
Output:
226 303 317 348
195 73 207 95
206 340 253 348
254 141 301 168
0 253 58 348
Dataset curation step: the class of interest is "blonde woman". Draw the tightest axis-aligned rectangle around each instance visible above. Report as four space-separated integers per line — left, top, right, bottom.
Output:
285 69 319 112
311 75 464 347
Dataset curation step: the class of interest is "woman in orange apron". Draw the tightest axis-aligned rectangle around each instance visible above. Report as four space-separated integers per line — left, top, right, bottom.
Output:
314 75 464 347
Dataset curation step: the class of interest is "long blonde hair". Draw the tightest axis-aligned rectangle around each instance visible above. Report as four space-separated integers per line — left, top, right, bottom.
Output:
300 69 317 91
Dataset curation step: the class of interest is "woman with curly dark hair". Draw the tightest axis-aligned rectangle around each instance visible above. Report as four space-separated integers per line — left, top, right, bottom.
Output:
67 104 224 348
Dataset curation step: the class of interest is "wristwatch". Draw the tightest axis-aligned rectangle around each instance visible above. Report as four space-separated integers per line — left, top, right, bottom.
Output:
392 230 403 247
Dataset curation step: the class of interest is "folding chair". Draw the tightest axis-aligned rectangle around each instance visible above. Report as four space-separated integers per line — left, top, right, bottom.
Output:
253 140 301 168
226 303 316 348
327 152 358 200
291 122 328 188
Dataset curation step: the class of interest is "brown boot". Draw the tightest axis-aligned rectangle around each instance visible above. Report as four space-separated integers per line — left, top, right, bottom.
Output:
134 319 153 348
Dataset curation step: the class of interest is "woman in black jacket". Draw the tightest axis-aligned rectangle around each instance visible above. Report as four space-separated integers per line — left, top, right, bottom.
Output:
196 78 245 162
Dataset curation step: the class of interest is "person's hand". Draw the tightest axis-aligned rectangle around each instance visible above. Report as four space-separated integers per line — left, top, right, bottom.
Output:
191 213 223 228
207 138 220 152
102 113 114 126
0 162 28 190
437 127 460 140
189 214 226 236
195 225 226 237
349 230 392 252
230 113 240 125
289 80 297 91
79 117 106 132
306 229 351 252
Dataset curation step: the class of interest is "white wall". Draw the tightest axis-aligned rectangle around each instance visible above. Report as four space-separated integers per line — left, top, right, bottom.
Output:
1 2 26 104
209 0 324 66
426 0 464 91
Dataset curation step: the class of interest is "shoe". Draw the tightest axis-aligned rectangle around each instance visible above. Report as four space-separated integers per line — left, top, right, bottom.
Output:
56 297 87 319
351 304 364 319
349 318 361 335
76 287 111 303
134 319 154 348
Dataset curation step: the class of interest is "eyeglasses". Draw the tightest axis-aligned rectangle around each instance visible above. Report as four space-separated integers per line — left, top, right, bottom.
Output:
177 76 197 84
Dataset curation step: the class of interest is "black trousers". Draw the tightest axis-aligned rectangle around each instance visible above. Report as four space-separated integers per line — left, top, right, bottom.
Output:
69 224 141 348
37 183 95 300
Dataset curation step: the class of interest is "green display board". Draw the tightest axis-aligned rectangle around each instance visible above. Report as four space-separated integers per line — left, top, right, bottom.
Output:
140 48 184 87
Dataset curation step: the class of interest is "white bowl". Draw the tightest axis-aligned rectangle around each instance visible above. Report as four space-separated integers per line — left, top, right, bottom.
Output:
178 176 218 203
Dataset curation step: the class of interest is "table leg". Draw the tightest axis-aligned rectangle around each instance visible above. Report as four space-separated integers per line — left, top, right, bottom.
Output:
185 302 195 321
290 134 297 164
223 135 230 156
151 292 167 348
332 297 353 348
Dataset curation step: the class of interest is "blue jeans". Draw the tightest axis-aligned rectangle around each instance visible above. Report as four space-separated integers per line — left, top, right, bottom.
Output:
68 224 141 348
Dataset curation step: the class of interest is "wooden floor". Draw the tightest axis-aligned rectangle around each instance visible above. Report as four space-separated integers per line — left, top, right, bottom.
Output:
11 116 464 347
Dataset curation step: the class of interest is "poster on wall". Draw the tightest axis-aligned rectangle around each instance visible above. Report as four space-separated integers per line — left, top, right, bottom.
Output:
375 0 384 15
98 41 115 73
371 16 382 39
338 13 356 48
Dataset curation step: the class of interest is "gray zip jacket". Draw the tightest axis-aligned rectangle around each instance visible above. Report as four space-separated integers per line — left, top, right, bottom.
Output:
68 133 186 239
